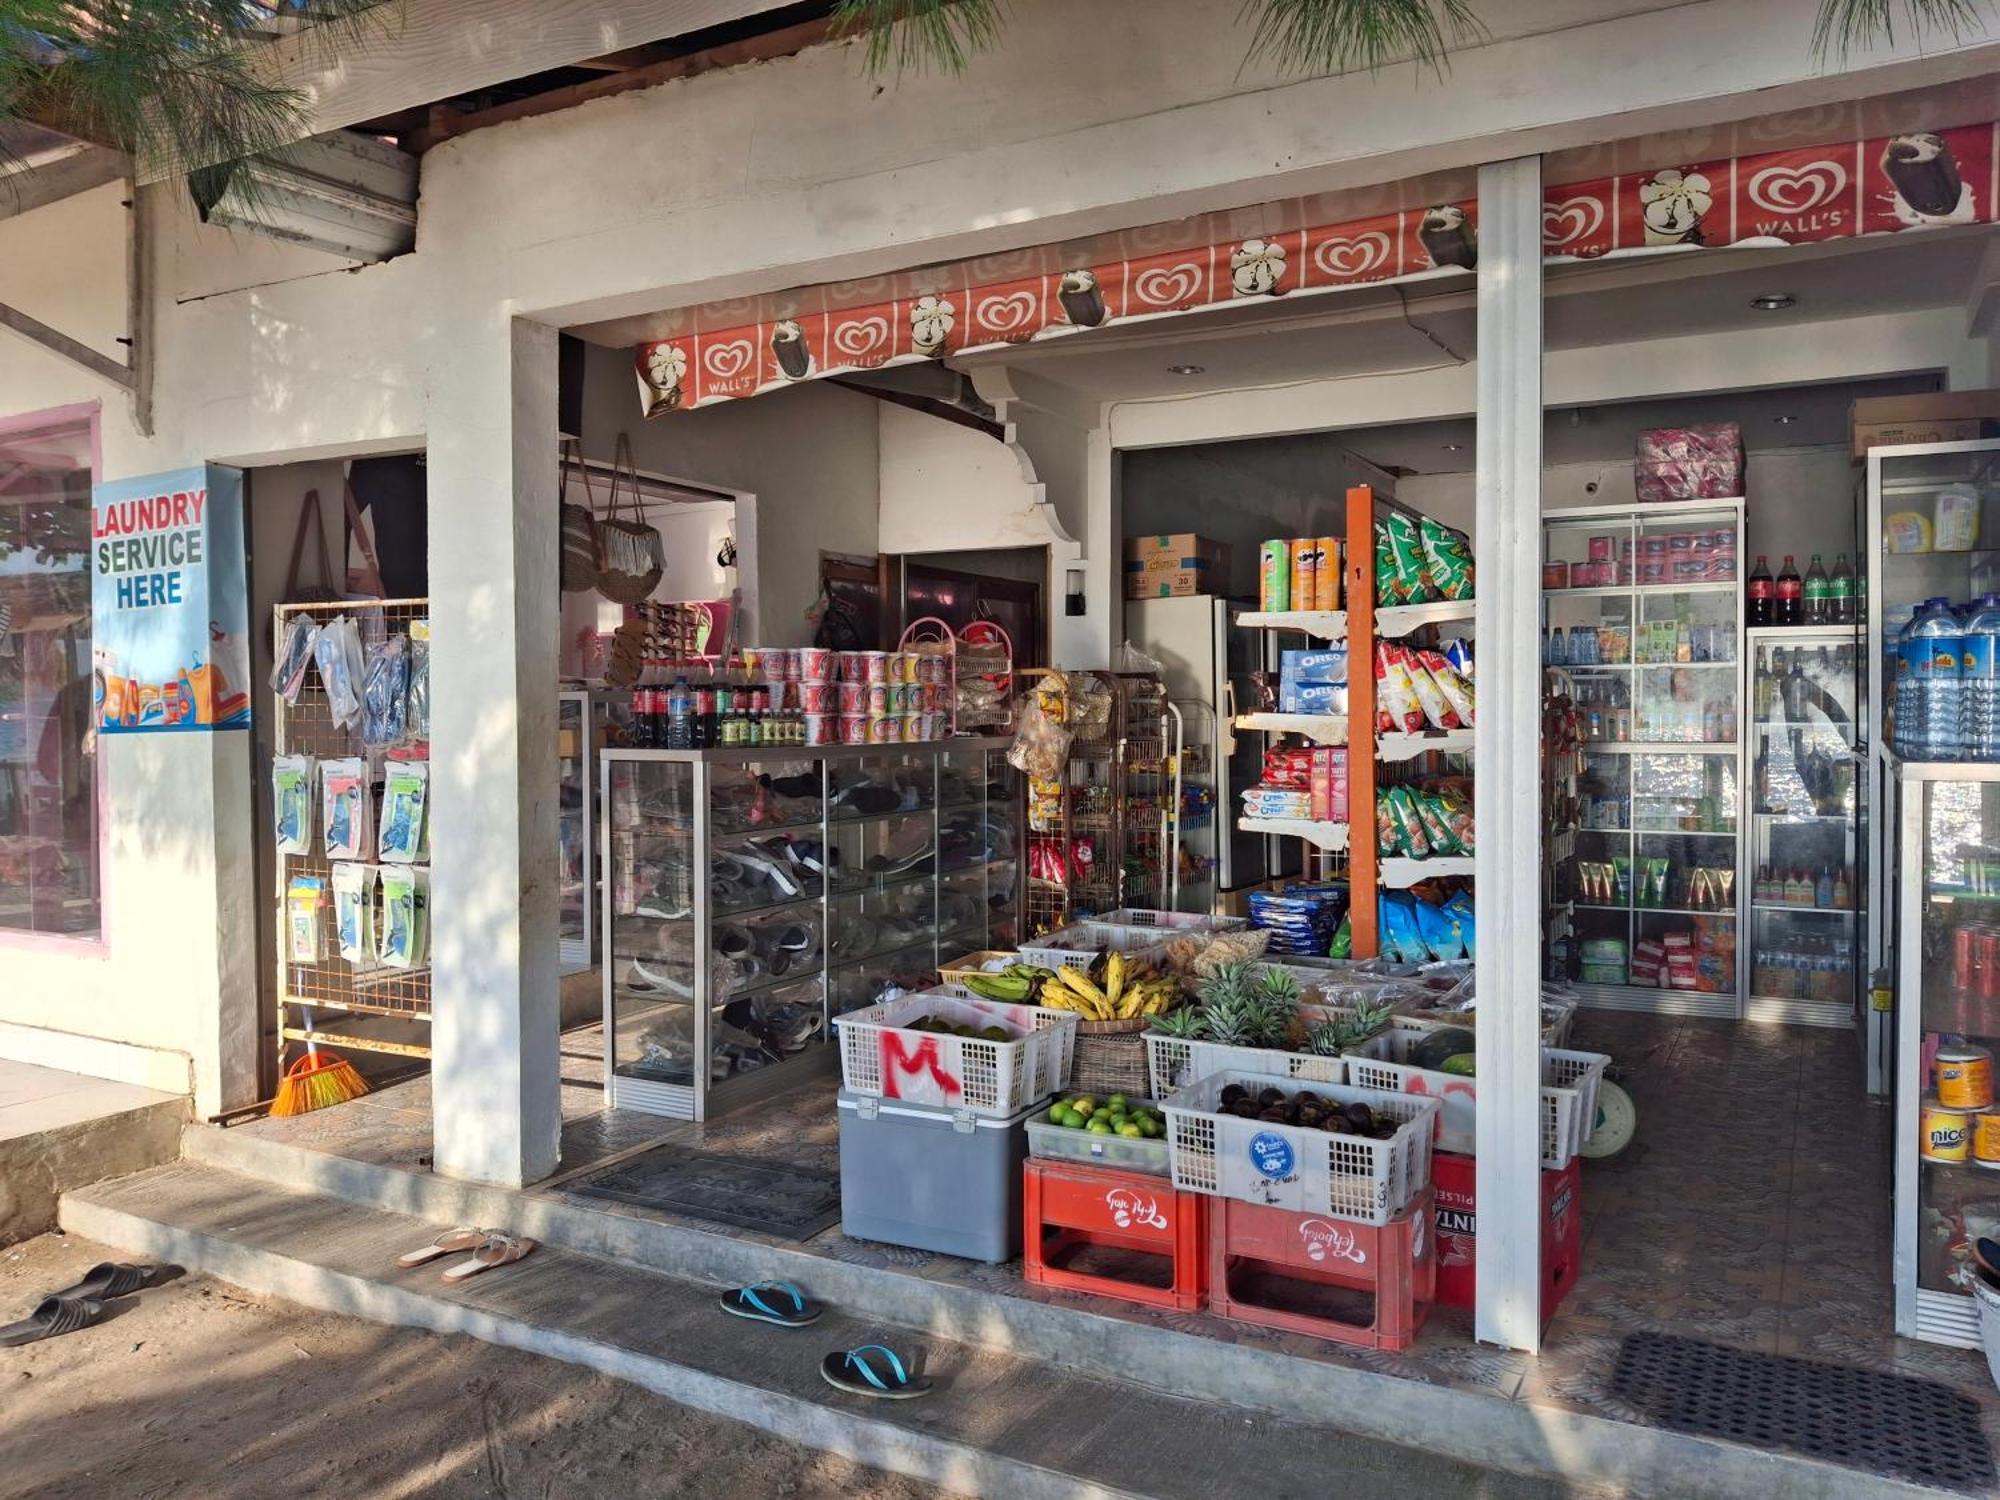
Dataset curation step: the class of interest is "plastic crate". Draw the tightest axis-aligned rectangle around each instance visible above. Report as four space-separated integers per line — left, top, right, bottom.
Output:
1145 1035 1348 1100
1019 926 1169 972
937 950 1024 986
1341 1035 1608 1169
1080 910 1247 948
1025 1159 1207 1312
1027 1099 1171 1177
835 990 1077 1117
1160 1069 1438 1225
1431 1151 1579 1323
1208 1191 1432 1351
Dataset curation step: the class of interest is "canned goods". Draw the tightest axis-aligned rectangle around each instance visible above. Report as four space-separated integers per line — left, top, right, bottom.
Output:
1588 535 1612 563
1543 561 1570 589
1922 1097 1975 1162
1313 538 1342 610
1259 539 1291 612
840 714 869 745
1289 538 1315 610
1937 1044 1994 1110
1973 1111 2000 1164
1982 929 2000 1001
1955 925 1980 995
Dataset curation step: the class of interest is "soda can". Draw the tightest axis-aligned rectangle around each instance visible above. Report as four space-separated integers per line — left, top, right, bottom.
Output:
1313 538 1342 610
1289 539 1315 611
1957 924 1980 996
1259 540 1291 611
1979 928 2000 1003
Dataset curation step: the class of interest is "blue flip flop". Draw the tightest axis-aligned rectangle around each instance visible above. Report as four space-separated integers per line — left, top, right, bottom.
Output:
819 1344 932 1399
719 1281 821 1328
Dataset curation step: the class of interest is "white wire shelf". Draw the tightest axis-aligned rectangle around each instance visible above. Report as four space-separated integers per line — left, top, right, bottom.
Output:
1233 713 1348 745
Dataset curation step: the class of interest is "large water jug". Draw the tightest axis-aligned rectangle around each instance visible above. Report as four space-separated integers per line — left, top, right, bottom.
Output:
1900 598 1965 759
1964 594 2000 760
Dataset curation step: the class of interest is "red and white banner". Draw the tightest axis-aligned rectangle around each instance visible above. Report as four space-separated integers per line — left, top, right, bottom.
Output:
635 121 1998 415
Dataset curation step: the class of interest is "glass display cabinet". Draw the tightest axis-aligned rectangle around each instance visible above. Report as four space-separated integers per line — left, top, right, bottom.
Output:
1894 760 2000 1348
1543 499 1745 1015
1744 629 1864 1027
557 689 633 974
601 738 1020 1119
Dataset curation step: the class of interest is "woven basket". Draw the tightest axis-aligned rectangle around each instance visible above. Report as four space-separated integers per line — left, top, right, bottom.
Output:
1069 1026 1151 1098
594 434 664 605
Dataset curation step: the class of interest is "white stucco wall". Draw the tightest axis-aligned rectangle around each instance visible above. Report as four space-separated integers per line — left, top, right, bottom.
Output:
0 0 1990 1116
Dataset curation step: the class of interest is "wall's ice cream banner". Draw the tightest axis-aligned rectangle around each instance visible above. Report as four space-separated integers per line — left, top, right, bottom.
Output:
634 120 1997 414
90 464 251 733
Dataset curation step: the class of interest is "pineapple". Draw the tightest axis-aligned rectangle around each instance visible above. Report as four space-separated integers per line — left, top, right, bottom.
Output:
1251 967 1303 1048
1147 1006 1209 1040
1195 960 1262 1048
1304 998 1395 1057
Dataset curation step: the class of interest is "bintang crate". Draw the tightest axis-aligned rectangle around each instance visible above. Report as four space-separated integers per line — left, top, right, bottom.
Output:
834 991 1076 1118
1161 1070 1438 1225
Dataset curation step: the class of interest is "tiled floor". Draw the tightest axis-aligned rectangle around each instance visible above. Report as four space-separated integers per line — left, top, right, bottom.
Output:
230 1009 2000 1461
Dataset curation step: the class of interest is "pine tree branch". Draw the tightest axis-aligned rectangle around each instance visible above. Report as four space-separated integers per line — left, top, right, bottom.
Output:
1811 0 1992 60
829 0 1006 75
1239 0 1486 77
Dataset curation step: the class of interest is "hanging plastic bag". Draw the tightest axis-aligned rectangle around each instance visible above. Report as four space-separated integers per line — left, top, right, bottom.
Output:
312 615 366 730
361 635 410 748
1007 685 1073 781
273 754 316 855
271 616 320 703
286 875 326 963
378 865 430 968
378 758 430 863
405 621 431 741
321 757 372 861
332 861 379 968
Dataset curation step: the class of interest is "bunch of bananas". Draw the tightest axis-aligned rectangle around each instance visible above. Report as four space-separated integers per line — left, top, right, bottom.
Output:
1040 951 1178 1022
957 963 1052 1004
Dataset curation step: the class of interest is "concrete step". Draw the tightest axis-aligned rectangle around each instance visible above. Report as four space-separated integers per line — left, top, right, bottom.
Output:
175 1120 1957 1500
64 1160 1597 1500
0 1060 184 1245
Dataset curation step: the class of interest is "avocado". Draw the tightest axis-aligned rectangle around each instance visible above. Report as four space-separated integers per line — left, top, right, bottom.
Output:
1411 1026 1476 1072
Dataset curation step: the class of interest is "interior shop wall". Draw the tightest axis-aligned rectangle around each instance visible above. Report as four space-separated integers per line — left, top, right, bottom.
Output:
578 346 877 647
555 499 736 675
876 405 1063 555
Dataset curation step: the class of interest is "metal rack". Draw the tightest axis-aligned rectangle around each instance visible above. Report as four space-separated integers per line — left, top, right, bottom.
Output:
272 597 432 1067
1167 697 1218 910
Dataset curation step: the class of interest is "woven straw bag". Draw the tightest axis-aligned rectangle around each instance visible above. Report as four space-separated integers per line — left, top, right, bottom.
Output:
593 434 664 605
559 439 602 594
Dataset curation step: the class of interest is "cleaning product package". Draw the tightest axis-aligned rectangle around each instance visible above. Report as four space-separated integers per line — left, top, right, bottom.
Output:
273 753 316 855
378 757 430 863
321 757 372 861
378 865 430 968
286 875 326 963
332 861 379 968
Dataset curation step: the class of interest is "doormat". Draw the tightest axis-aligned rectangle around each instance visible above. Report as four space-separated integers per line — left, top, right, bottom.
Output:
562 1147 841 1241
1611 1332 1995 1492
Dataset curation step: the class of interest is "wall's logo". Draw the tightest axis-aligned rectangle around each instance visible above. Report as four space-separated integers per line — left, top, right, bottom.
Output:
1132 262 1206 309
1541 196 1605 250
1104 1187 1169 1231
1313 230 1392 280
1297 1218 1368 1265
1747 160 1847 216
831 314 891 362
975 290 1040 338
702 337 756 382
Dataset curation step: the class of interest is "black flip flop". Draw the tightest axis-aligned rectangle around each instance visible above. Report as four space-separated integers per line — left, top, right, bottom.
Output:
48 1262 175 1302
0 1296 105 1348
720 1281 822 1328
820 1344 931 1399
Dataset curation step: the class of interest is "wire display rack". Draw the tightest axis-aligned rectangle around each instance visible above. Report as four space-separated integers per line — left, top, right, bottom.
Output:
1116 673 1169 909
273 598 433 1069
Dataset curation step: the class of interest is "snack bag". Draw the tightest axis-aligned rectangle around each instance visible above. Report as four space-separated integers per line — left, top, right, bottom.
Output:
1417 648 1476 726
273 754 316 855
1399 645 1462 730
1374 520 1398 606
1329 911 1353 959
1375 644 1426 734
1410 788 1460 856
321 757 371 861
1418 516 1475 601
378 757 430 863
1435 786 1475 853
1381 512 1436 603
332 861 379 968
1414 894 1465 961
1378 892 1424 965
1443 638 1474 680
1443 889 1476 958
1385 786 1432 857
1375 787 1406 856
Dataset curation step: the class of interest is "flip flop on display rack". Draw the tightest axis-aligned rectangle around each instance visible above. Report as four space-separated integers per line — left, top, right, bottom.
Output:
720 1281 821 1328
819 1344 932 1400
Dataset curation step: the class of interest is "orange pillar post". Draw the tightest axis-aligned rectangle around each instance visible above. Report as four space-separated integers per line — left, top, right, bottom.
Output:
1346 484 1378 959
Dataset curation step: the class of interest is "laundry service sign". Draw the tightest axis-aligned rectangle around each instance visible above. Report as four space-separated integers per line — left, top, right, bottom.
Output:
90 464 251 733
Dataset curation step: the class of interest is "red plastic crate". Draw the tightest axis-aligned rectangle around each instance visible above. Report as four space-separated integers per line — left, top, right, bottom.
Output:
1207 1191 1433 1351
1429 1151 1580 1325
1024 1159 1207 1312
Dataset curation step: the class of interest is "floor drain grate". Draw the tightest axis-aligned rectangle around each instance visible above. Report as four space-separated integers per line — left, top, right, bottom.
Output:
1611 1332 1996 1492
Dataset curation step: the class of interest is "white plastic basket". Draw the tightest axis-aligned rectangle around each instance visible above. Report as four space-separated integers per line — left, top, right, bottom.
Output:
1341 1034 1609 1169
834 990 1077 1117
1019 925 1169 972
1145 1034 1349 1099
1160 1068 1439 1225
1081 909 1247 943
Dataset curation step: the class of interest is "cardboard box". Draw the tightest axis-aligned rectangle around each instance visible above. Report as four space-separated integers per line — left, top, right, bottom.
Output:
1124 533 1229 599
1852 390 2000 458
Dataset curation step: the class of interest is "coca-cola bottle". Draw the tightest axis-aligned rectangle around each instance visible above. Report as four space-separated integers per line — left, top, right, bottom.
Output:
1776 555 1803 627
1747 555 1775 626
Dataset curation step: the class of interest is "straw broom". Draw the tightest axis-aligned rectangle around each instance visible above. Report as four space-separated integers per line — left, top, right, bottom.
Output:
272 1010 369 1115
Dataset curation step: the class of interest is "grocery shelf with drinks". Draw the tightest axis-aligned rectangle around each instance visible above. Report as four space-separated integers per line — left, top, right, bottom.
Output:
1543 499 1746 1015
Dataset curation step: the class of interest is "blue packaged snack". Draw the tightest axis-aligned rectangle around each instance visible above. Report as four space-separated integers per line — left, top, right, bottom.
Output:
1414 894 1463 961
1443 889 1476 958
1378 892 1424 965
1279 648 1347 685
1443 639 1474 679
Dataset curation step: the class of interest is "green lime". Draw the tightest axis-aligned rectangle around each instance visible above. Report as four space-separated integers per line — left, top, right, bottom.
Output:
1087 1119 1115 1135
1107 1094 1129 1110
1117 1123 1144 1139
1071 1101 1095 1118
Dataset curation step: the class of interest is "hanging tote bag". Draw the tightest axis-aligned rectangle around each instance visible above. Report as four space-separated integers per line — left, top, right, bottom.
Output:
593 433 665 605
283 489 341 607
559 438 602 594
342 480 387 599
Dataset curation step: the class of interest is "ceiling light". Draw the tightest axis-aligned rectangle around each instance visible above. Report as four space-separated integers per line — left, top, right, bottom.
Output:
1167 364 1205 376
1440 442 1464 452
1773 414 1798 425
1750 293 1796 311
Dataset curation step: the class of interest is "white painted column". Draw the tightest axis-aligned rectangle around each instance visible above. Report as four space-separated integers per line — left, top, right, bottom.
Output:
1473 155 1545 1353
428 316 563 1188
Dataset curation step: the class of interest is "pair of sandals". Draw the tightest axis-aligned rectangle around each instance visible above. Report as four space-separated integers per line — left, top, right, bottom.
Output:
0 1261 176 1348
397 1228 537 1282
719 1280 929 1400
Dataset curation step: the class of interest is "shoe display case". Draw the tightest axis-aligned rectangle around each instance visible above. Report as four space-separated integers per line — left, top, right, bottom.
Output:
600 737 1021 1119
557 688 633 975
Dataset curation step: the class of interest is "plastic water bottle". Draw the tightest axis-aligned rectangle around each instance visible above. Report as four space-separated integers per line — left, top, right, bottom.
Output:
1963 594 2000 760
665 675 694 750
1901 599 1965 759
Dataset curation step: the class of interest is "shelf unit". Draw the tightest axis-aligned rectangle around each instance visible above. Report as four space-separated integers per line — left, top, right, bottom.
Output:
1234 484 1477 959
1543 497 1746 1018
1167 698 1219 910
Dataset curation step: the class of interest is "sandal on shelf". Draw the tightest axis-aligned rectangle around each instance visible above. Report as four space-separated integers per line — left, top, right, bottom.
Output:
719 1281 821 1328
45 1262 176 1302
0 1296 105 1348
397 1228 490 1269
819 1344 931 1399
442 1234 537 1283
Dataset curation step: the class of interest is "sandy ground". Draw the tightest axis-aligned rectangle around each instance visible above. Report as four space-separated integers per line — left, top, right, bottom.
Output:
0 1233 960 1500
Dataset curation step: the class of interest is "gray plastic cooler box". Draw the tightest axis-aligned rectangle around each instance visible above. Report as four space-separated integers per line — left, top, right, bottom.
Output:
836 1088 1038 1263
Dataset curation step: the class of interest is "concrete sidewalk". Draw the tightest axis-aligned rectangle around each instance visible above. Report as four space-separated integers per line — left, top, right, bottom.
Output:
0 1059 183 1244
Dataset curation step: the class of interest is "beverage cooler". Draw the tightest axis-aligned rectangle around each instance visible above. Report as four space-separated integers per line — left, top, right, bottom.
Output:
1894 760 2000 1349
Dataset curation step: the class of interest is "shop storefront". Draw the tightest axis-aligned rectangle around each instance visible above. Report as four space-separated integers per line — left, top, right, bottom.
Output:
3 2 1999 1482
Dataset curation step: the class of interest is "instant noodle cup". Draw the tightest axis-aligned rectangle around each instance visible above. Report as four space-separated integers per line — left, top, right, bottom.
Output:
797 647 831 682
838 680 867 714
859 651 889 683
799 681 835 713
740 647 764 675
917 653 947 685
867 714 898 743
891 651 917 684
840 714 869 745
906 712 933 742
768 648 797 682
803 712 834 746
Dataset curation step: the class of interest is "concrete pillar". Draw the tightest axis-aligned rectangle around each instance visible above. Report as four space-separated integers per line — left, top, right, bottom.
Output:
1473 155 1546 1353
427 316 563 1188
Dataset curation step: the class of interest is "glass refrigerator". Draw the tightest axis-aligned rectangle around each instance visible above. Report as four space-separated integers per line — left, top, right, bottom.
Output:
1743 629 1864 1027
1894 760 2000 1348
1543 498 1745 1015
